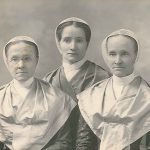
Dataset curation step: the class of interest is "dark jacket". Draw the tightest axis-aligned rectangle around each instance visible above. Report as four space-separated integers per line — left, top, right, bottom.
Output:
44 60 110 150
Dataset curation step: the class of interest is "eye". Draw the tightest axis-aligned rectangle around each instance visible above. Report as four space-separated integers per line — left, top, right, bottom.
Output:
122 51 129 56
23 56 32 61
108 52 116 56
76 38 83 43
63 37 71 43
10 57 19 62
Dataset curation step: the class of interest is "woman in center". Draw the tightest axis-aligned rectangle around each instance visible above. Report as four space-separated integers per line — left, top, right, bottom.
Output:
44 17 110 149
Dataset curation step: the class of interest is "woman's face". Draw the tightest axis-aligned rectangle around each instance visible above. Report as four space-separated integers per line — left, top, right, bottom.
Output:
59 25 88 64
106 35 137 77
6 42 38 82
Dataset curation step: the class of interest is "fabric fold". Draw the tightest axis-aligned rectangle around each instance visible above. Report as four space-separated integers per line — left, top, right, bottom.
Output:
78 76 150 149
0 78 76 150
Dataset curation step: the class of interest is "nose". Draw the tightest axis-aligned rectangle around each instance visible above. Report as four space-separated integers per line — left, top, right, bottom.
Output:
70 41 76 50
115 55 122 64
17 60 24 68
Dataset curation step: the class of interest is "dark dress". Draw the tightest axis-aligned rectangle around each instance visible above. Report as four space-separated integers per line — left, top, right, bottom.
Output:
0 142 10 150
146 132 150 150
44 60 110 150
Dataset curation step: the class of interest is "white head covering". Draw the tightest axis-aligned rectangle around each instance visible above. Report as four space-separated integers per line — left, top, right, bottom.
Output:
101 29 139 66
55 17 90 53
3 36 39 67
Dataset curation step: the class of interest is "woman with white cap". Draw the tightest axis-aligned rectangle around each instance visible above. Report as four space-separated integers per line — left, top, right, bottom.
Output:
43 17 110 149
0 36 76 150
78 29 150 150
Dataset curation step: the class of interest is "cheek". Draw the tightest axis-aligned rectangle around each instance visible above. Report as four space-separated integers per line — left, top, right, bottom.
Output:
127 53 137 63
59 43 68 54
29 62 37 71
59 42 67 49
107 57 114 64
126 57 136 65
83 43 88 49
132 56 137 63
80 44 87 53
7 63 16 71
81 48 87 55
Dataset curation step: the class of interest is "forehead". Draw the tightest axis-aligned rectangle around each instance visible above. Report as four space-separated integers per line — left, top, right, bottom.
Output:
61 25 86 38
107 35 136 52
7 42 36 57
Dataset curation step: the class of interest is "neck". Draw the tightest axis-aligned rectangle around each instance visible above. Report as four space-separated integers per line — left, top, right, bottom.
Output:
13 77 34 89
63 58 86 71
113 72 137 86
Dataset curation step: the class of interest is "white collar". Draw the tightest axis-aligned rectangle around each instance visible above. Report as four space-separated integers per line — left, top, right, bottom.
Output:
112 72 137 86
63 58 86 72
13 77 34 90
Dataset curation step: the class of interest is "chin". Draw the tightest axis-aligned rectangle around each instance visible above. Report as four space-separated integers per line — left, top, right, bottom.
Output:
16 77 29 82
67 59 79 64
114 72 126 77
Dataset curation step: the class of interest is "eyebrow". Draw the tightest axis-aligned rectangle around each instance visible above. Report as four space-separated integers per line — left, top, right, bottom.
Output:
62 36 85 39
10 54 32 58
108 51 116 53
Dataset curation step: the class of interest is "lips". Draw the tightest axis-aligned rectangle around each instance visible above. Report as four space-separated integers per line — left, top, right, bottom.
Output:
67 52 77 55
16 72 27 74
67 52 77 54
113 67 124 69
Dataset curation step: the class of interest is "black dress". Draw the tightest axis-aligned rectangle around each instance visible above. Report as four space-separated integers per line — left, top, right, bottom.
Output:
0 142 10 150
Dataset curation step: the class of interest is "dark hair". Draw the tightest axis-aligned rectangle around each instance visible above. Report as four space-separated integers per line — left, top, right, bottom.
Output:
56 21 91 44
5 40 39 60
107 34 138 55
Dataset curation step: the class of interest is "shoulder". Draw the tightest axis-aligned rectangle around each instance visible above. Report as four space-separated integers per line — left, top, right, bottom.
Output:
139 76 150 90
89 77 110 91
36 78 70 97
0 84 7 90
88 60 111 77
36 77 57 90
78 77 110 97
38 78 76 106
132 76 150 98
36 79 76 112
0 82 10 91
140 76 150 86
93 77 110 87
0 83 10 98
43 66 61 82
36 78 50 86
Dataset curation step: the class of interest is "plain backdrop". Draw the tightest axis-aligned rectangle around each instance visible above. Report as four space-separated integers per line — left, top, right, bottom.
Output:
0 0 150 85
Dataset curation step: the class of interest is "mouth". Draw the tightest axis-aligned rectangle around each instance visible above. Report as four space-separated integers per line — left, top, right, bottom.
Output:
67 53 77 55
16 72 27 74
113 67 124 69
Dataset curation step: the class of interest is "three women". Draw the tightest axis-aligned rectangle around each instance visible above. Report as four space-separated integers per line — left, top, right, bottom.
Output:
0 17 149 150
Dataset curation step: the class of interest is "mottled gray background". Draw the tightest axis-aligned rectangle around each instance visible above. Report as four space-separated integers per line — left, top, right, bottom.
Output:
0 0 150 85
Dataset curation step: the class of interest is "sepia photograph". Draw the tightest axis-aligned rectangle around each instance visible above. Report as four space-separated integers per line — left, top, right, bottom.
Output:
0 0 149 149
